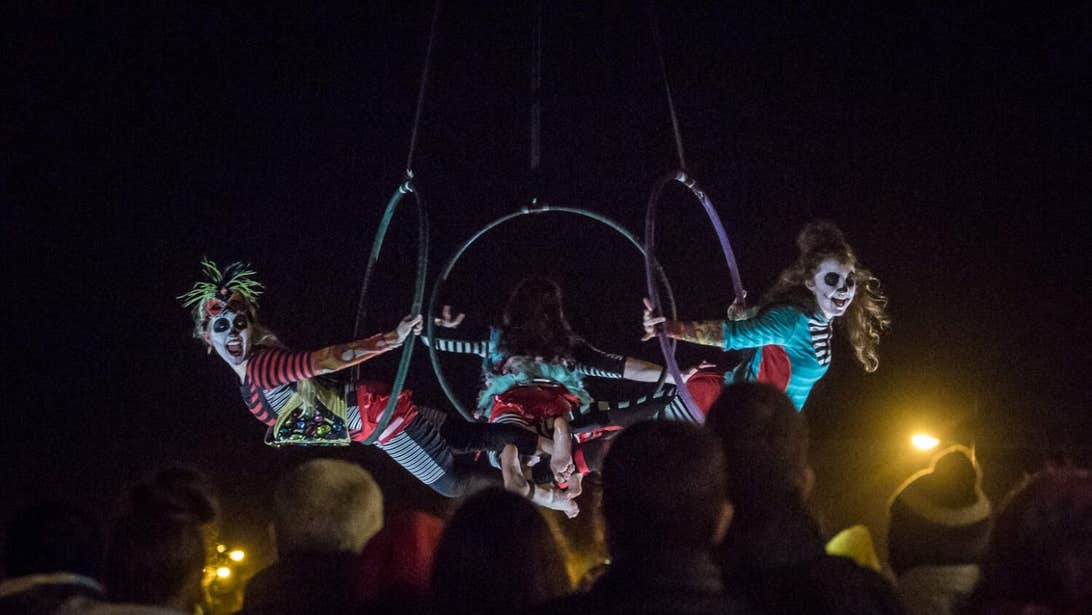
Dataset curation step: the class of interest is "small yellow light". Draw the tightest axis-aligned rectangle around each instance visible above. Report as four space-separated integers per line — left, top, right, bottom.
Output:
216 566 231 579
911 433 940 451
228 550 245 562
216 544 227 553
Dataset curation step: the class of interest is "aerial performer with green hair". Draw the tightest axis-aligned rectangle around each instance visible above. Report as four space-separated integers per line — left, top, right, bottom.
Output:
644 221 891 414
180 259 545 498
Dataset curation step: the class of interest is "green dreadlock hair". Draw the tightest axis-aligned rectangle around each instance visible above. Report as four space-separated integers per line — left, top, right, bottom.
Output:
179 258 264 338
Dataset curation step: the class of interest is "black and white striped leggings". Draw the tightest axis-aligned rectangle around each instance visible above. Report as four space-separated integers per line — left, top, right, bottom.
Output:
378 406 538 498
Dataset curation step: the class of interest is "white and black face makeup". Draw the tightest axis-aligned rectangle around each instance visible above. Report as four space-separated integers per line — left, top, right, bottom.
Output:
805 257 856 319
207 309 252 366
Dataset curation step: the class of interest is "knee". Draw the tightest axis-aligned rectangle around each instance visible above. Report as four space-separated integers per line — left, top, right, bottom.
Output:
426 474 462 499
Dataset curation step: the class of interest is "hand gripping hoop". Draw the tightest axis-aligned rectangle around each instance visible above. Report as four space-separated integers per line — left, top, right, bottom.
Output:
644 171 746 422
427 202 679 421
352 173 429 445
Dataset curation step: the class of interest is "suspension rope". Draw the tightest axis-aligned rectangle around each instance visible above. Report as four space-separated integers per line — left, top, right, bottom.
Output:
643 3 749 422
530 0 542 174
404 0 444 174
646 1 687 171
346 2 439 443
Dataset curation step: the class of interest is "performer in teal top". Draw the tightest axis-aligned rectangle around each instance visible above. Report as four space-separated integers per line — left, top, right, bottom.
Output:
644 221 891 412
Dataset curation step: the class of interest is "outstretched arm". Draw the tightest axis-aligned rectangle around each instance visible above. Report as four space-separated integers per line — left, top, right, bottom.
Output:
571 338 684 384
418 305 489 356
419 336 489 357
643 298 799 351
247 316 419 389
642 297 725 348
311 314 422 375
662 320 727 347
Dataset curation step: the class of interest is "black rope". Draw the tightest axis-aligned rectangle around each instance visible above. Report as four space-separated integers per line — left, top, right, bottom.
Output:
529 0 544 202
646 1 687 171
405 0 444 173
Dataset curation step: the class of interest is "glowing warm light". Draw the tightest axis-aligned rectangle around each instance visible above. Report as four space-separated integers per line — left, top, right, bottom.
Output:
216 567 231 579
216 544 226 553
911 433 940 451
228 550 245 562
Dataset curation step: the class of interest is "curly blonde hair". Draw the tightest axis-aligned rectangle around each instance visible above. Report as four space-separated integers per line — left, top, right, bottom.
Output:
765 221 891 372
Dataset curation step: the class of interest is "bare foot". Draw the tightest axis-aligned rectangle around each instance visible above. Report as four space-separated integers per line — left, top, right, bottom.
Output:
565 471 584 498
551 456 575 484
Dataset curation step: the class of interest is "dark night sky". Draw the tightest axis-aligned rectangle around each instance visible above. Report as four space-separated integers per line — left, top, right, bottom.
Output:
5 2 1090 558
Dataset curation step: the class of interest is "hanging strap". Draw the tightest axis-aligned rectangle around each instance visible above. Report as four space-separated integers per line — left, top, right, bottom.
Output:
528 0 546 201
646 1 687 171
530 0 543 173
405 0 444 174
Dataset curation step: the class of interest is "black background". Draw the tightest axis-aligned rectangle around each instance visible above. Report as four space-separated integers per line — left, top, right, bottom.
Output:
6 2 1090 563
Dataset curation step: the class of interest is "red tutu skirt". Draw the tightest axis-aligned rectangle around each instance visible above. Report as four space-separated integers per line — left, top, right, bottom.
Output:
354 380 418 444
490 385 579 423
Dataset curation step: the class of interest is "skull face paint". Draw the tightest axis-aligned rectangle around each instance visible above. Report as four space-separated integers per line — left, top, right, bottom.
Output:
806 257 856 319
207 309 252 366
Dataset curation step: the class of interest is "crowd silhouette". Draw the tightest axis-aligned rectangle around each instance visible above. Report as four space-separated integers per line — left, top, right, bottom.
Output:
3 383 1090 614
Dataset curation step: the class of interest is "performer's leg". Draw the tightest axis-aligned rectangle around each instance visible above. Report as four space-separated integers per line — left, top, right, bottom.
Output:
571 368 726 429
377 411 501 498
574 439 610 474
570 389 675 433
660 369 724 422
549 415 574 483
417 406 540 456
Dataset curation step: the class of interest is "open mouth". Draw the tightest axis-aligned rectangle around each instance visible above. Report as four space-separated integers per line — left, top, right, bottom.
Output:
831 297 848 309
226 339 244 358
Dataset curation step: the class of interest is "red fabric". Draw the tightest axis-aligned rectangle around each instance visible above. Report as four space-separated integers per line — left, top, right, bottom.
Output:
573 446 590 475
353 380 418 444
684 368 727 418
353 510 444 603
574 425 622 444
755 345 792 391
241 381 277 426
489 385 578 422
248 347 316 389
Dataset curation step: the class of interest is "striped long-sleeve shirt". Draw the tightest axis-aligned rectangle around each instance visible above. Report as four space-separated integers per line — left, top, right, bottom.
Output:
238 333 408 442
423 334 628 379
240 347 317 426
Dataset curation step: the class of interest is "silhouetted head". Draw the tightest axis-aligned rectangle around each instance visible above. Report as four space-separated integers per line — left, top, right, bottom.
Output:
499 276 576 360
105 474 209 609
4 499 105 580
602 421 732 557
431 487 570 614
967 468 1092 613
887 446 992 574
273 459 384 556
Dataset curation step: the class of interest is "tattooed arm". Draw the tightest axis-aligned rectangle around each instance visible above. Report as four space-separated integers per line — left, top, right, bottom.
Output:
310 314 422 375
662 319 728 347
642 298 726 347
642 298 800 351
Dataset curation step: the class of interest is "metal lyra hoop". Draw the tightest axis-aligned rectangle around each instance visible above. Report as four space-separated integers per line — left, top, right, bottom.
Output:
428 203 678 421
352 175 429 445
644 170 745 422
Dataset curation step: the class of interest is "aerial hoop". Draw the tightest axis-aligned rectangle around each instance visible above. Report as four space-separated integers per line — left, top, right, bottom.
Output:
427 202 678 421
352 172 430 445
644 170 746 422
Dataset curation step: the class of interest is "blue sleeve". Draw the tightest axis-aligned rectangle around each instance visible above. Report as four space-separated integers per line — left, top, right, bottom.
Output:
722 306 801 351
